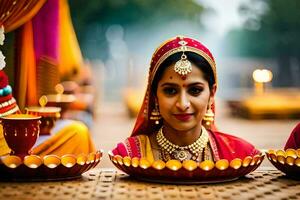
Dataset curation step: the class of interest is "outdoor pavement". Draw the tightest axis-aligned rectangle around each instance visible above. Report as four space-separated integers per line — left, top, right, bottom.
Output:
91 99 299 168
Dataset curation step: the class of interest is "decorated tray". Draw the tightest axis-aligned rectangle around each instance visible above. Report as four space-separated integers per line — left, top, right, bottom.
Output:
109 152 264 184
0 150 103 181
266 149 300 179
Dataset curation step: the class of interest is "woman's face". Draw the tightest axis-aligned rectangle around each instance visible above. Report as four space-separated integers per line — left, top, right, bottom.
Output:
156 62 216 131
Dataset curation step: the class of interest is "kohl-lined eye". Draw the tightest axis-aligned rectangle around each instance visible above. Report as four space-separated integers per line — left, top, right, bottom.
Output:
188 87 203 96
162 87 177 96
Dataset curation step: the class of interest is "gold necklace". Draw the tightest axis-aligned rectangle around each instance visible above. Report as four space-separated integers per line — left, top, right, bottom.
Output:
156 126 209 162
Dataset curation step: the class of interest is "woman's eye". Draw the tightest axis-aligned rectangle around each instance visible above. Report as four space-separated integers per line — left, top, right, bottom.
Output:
163 87 177 95
188 87 203 96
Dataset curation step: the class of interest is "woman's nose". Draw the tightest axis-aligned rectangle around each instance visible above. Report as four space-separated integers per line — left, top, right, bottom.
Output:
175 92 190 111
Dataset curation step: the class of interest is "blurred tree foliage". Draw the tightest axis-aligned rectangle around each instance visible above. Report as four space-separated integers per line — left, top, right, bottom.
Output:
224 0 300 86
69 0 204 59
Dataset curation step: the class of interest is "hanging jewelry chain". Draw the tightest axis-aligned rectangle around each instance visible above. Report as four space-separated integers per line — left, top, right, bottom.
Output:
150 102 161 124
174 37 192 79
174 52 192 76
156 126 209 161
173 38 192 78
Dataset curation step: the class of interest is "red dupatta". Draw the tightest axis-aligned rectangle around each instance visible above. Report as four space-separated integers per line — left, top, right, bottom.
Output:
131 36 217 136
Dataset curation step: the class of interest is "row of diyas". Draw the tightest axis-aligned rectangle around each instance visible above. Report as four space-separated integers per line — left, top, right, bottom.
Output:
1 112 299 182
109 152 265 184
266 149 300 179
0 93 102 181
109 149 300 183
0 151 102 181
1 148 300 182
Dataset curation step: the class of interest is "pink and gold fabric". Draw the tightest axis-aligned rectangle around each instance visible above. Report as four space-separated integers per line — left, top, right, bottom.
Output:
112 135 154 163
14 0 60 110
0 1 95 158
14 0 83 110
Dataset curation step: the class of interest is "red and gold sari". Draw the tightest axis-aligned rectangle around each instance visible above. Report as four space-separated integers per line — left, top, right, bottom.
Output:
112 36 260 162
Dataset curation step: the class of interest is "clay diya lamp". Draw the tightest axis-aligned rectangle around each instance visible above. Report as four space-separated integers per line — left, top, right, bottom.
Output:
26 96 61 136
45 84 76 115
1 114 41 159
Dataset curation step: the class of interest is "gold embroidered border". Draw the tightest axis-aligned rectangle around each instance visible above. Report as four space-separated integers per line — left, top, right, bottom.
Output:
207 130 220 161
150 46 217 86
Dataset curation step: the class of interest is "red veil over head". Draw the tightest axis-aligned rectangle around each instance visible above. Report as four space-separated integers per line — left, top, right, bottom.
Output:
131 36 217 136
284 122 300 150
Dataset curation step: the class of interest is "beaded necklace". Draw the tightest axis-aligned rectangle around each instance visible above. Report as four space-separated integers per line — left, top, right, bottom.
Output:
156 126 209 162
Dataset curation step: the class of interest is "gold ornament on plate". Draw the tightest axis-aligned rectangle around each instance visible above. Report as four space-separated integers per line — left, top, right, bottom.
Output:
39 95 48 107
55 84 64 95
54 83 65 102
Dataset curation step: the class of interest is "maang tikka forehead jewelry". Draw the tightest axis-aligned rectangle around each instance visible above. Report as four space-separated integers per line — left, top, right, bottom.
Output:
174 38 192 79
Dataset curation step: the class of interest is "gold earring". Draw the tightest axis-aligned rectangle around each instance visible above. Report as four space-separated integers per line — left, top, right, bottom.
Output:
203 104 214 128
150 102 161 125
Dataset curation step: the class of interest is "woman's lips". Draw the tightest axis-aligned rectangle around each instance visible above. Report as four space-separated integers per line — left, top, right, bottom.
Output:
173 113 193 121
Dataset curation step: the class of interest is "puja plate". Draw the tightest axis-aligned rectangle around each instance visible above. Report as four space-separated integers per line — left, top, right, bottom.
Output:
0 150 103 181
108 152 264 184
266 149 300 179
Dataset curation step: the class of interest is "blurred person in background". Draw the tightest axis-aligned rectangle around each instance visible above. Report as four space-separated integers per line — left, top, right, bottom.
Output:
285 122 300 150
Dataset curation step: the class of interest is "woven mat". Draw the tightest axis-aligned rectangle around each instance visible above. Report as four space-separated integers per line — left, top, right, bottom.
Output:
0 169 299 200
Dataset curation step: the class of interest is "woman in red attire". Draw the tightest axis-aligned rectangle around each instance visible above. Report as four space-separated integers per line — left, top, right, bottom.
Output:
285 122 300 150
112 36 260 163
